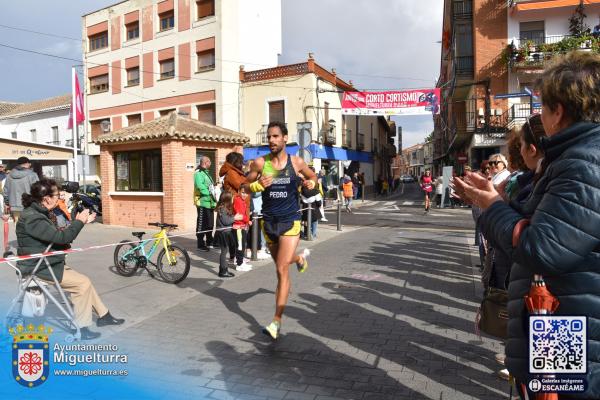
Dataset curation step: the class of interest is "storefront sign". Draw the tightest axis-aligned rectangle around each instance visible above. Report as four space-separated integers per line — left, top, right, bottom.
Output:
342 89 441 116
0 139 72 160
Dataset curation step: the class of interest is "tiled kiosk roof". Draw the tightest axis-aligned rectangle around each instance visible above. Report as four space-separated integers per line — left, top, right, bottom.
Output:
95 112 250 145
0 94 70 119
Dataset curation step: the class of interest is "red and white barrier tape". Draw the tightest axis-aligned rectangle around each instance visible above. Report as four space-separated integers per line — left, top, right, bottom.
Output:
0 201 342 264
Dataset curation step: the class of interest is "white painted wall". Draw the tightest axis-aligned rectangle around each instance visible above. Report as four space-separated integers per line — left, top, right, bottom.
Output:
0 109 71 144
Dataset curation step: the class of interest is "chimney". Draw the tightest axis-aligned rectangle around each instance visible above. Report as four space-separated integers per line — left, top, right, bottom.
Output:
239 65 245 82
307 52 315 72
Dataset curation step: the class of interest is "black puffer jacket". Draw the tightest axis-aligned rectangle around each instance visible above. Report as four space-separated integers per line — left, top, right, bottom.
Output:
480 122 600 398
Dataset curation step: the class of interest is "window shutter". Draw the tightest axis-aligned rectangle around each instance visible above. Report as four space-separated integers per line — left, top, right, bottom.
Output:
269 101 285 123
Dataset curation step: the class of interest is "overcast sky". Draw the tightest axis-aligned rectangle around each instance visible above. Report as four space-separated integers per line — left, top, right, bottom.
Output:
0 0 443 149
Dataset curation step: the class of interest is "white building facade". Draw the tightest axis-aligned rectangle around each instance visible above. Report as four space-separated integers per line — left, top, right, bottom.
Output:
83 0 282 154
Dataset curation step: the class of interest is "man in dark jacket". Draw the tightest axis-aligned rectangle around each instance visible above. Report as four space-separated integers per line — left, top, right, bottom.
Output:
454 52 600 398
3 157 39 223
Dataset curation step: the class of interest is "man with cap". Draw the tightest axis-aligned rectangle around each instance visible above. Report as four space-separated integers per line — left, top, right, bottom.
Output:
3 157 39 223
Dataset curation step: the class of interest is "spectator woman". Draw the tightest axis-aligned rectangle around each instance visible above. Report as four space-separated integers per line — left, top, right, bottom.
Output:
16 179 124 340
453 52 600 399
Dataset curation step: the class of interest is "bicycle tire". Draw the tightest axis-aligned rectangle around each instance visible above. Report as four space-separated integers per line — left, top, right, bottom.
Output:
157 244 190 284
114 240 139 277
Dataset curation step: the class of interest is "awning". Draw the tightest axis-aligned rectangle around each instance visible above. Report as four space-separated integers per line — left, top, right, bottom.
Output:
0 138 74 161
513 0 600 12
243 144 373 163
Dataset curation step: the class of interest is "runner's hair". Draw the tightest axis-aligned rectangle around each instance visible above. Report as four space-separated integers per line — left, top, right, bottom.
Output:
267 121 288 136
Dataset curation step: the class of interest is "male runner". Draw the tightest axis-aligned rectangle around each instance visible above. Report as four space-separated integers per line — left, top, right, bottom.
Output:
247 121 317 340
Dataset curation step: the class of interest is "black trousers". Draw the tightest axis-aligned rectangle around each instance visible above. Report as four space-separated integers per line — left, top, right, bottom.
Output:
196 206 214 248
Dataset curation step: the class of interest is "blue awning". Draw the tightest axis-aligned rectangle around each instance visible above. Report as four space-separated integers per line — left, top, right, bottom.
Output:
243 144 372 163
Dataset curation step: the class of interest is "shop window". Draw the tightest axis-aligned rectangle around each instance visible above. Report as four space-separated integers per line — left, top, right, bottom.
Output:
268 100 285 123
159 11 175 31
90 74 109 94
126 21 139 41
89 32 108 52
127 67 140 86
115 149 162 192
197 0 215 19
160 59 175 79
197 103 216 125
197 49 215 72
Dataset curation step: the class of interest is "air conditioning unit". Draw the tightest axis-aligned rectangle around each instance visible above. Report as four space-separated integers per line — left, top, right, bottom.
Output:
496 109 502 116
478 108 485 116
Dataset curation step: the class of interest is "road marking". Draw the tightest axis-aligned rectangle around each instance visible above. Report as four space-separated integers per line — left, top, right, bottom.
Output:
397 227 474 233
402 201 414 205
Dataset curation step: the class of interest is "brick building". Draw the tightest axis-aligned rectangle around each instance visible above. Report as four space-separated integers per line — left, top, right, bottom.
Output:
95 112 247 230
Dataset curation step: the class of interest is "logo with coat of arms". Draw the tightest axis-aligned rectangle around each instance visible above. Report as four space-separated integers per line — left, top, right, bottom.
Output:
9 324 52 388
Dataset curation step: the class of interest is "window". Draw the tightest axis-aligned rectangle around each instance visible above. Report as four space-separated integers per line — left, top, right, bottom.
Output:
126 21 139 40
30 129 37 142
160 59 175 79
89 32 108 51
197 0 215 19
268 100 285 123
90 74 109 94
11 131 17 139
127 114 141 126
115 149 162 192
126 67 140 86
197 49 215 72
159 11 174 31
197 103 216 125
159 109 176 117
196 149 216 180
90 120 104 141
520 21 545 45
52 126 59 143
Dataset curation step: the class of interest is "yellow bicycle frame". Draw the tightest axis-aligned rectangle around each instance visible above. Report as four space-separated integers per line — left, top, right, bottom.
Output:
150 228 177 264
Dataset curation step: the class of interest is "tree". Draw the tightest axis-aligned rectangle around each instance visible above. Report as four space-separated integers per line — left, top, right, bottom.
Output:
569 0 591 37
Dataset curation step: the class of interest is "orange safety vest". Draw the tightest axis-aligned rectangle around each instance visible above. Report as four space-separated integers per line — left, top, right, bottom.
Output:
342 181 353 198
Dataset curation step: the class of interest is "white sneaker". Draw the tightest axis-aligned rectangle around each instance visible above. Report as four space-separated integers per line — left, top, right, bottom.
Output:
320 217 328 222
257 250 271 259
236 263 253 271
497 368 510 381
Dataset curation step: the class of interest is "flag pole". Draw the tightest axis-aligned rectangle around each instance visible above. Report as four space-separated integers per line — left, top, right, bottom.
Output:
71 66 79 183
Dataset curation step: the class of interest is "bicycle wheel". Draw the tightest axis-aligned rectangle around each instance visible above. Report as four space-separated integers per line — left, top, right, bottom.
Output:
157 244 190 284
114 240 139 277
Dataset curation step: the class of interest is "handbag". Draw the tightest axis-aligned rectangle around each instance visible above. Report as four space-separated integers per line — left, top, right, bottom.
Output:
477 287 508 339
21 281 48 318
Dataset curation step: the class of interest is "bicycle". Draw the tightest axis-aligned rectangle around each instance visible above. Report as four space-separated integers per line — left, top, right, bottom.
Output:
113 222 190 284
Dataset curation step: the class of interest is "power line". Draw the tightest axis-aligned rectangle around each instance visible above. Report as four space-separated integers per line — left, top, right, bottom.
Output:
0 22 438 85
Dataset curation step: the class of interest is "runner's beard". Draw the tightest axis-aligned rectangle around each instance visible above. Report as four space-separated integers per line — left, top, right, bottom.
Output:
269 143 285 156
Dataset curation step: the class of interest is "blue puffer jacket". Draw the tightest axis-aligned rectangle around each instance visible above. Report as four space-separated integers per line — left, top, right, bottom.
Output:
480 122 600 398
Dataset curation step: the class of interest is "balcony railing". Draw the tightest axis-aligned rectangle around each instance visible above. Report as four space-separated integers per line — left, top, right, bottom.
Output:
505 35 599 69
455 56 474 77
356 133 365 151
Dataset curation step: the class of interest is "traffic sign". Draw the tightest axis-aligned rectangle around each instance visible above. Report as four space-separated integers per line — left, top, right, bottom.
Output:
494 92 531 99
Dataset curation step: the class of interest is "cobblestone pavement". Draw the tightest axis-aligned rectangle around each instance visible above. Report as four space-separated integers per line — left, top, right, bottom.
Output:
0 185 510 399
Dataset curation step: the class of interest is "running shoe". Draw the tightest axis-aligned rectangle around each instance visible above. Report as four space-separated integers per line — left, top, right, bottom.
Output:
263 320 281 340
236 262 253 272
497 368 510 381
296 248 310 273
257 250 271 259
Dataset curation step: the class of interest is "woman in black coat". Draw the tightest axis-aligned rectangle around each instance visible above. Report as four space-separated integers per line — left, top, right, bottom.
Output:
454 52 600 398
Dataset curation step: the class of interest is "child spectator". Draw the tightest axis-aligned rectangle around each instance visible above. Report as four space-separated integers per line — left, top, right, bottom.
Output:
233 184 252 271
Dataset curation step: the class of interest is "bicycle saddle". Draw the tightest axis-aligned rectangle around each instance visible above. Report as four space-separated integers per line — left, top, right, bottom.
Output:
148 222 178 229
131 232 145 238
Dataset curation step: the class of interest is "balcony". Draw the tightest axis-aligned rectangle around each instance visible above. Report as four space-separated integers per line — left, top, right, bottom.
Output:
455 56 474 78
255 123 289 145
342 129 352 148
356 133 365 151
505 35 599 70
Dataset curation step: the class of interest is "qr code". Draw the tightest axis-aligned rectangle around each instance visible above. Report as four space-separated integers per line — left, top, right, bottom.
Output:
529 316 586 374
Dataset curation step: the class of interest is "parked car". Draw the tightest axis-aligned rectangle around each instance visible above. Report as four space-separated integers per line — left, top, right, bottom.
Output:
401 175 415 183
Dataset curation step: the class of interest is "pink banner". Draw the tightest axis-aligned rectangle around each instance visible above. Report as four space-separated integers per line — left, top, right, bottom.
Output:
342 89 440 116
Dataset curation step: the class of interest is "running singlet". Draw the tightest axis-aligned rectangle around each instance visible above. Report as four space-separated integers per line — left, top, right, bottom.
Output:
421 176 433 192
261 154 300 222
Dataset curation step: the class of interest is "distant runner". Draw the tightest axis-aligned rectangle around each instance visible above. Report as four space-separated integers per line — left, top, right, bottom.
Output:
420 169 434 214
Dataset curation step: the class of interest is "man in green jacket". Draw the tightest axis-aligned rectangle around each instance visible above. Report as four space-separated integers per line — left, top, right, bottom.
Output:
194 156 216 251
